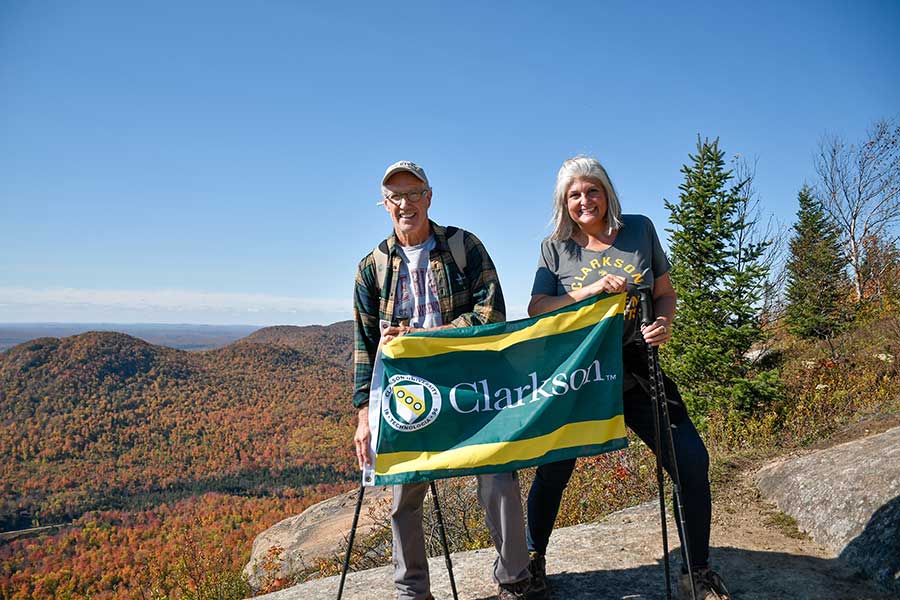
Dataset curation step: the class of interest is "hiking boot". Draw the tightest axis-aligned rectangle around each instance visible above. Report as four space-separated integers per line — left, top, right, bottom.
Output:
528 551 550 599
497 578 537 600
679 567 732 599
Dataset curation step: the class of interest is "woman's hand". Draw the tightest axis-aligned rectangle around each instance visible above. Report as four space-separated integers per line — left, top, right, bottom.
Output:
528 274 628 317
585 274 628 296
641 317 671 347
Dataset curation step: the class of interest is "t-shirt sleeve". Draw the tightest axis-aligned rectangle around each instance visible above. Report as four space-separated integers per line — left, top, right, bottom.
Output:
648 218 671 277
531 239 560 296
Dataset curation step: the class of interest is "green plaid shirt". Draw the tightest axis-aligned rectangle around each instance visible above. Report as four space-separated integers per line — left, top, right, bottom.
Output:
352 221 506 407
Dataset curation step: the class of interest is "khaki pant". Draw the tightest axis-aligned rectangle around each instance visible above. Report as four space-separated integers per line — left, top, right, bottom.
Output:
391 472 530 600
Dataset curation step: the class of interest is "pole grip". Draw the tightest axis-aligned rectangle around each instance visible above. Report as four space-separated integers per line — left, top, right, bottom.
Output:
637 286 655 326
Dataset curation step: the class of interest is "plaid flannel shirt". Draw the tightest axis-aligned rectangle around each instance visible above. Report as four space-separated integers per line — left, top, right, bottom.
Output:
352 221 506 408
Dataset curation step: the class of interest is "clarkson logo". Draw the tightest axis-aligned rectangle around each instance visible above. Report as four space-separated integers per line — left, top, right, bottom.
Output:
382 374 441 432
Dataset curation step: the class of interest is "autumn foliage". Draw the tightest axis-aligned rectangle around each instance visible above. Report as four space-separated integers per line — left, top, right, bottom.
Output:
0 326 356 599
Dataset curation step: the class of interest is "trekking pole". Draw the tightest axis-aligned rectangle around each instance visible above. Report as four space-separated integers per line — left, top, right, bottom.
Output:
638 288 697 600
430 481 460 600
337 482 366 600
639 288 673 600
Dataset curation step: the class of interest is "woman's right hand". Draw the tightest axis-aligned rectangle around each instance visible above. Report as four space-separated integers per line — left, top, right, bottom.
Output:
584 274 628 297
528 274 628 317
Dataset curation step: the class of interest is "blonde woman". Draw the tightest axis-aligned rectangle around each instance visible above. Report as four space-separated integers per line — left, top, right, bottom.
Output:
524 156 731 600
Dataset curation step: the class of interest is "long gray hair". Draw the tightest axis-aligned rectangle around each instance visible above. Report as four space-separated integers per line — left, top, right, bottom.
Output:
549 155 624 241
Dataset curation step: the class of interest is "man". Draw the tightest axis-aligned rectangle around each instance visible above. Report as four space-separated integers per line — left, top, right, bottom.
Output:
352 161 537 600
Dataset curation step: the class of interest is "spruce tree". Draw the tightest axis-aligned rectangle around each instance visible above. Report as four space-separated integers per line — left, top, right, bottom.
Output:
662 137 771 417
784 185 847 339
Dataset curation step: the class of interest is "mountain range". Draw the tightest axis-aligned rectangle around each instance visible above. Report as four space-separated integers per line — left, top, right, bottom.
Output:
0 323 262 352
0 321 355 532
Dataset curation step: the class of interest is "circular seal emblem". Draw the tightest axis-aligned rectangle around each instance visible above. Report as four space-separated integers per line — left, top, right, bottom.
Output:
382 374 441 432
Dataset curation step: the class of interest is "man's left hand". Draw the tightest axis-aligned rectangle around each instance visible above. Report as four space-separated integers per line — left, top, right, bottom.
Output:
382 324 420 343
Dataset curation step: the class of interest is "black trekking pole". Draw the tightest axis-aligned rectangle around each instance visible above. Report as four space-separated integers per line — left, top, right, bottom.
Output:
336 481 366 600
430 481 460 600
638 288 698 600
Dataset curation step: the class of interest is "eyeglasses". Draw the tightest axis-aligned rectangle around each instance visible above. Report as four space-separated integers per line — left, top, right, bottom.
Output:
383 188 430 206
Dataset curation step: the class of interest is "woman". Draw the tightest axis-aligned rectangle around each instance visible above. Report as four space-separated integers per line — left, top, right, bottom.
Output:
525 156 731 600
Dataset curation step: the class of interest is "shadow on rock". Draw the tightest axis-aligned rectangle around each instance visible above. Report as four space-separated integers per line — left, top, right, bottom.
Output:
839 493 900 596
472 546 889 600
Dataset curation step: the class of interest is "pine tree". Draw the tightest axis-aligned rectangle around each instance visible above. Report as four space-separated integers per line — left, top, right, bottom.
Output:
784 185 848 339
662 137 772 417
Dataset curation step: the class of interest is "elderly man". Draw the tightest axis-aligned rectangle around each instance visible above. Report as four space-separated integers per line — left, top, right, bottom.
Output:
352 161 537 600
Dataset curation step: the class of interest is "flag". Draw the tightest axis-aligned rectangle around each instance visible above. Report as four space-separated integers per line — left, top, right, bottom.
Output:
365 293 628 486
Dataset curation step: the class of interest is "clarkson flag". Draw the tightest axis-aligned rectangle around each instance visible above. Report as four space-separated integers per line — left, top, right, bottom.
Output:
365 293 628 486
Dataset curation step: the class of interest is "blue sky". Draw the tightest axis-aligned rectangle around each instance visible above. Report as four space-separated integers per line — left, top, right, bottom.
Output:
2 1 898 325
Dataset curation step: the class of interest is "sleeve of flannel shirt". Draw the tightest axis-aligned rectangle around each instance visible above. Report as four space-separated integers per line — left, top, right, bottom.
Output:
449 231 507 328
352 254 380 408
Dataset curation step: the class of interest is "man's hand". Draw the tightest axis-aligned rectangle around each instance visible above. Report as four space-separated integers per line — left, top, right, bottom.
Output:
381 323 418 343
354 406 371 468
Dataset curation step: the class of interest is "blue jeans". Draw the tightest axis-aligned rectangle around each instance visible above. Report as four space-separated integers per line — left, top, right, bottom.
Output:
525 346 712 571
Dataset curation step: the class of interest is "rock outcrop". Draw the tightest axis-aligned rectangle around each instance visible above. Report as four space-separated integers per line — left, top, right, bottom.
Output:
756 425 900 594
250 499 890 600
244 486 392 589
245 426 899 599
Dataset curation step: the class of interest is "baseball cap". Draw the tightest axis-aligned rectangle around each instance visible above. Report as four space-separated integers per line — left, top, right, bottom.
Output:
382 160 430 187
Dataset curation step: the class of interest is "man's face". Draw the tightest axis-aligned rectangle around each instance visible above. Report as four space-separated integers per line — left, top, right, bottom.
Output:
383 171 432 241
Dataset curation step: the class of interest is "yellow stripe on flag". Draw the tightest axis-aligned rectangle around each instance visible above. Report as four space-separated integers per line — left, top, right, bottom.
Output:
374 415 626 476
382 293 626 360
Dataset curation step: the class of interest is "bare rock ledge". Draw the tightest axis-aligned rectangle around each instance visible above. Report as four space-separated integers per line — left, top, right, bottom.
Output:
251 499 890 600
756 425 900 595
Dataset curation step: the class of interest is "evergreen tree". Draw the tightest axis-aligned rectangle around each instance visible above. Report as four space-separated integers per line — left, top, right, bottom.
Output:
784 185 847 339
662 137 772 418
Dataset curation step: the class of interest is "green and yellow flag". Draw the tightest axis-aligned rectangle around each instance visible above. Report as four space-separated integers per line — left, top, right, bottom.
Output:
365 293 628 486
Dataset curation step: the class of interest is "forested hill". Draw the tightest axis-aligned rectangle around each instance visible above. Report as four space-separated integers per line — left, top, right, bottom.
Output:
0 325 356 532
242 321 353 368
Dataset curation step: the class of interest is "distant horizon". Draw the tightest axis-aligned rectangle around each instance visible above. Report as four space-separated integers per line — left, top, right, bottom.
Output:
0 321 263 327
0 321 354 353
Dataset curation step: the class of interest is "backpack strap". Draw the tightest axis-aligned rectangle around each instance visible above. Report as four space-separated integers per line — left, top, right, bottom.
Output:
445 226 467 273
372 239 391 295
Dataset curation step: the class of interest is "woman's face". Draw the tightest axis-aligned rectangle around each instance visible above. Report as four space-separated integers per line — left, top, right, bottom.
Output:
566 177 608 230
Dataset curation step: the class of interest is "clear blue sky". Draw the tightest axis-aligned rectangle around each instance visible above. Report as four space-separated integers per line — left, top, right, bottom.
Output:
2 1 898 325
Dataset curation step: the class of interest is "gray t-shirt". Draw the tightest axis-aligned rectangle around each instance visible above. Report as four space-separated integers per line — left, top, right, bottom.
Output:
531 214 671 343
394 236 443 329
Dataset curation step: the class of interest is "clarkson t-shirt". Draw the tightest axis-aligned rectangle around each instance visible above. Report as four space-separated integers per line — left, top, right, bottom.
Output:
531 214 670 343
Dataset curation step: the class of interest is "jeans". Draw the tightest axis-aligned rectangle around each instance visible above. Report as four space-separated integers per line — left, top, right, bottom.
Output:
525 346 712 571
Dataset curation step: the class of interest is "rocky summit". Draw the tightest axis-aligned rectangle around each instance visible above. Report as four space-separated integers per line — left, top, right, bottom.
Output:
251 491 892 600
756 425 900 595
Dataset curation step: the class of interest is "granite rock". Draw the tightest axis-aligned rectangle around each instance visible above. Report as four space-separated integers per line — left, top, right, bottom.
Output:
251 500 890 599
243 485 392 589
756 426 900 594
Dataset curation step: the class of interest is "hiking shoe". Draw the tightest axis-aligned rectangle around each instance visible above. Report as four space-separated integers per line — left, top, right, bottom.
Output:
497 578 537 600
679 567 732 599
528 551 550 599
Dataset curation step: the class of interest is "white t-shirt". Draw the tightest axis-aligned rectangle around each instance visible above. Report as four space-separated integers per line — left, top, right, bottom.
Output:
394 236 443 329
